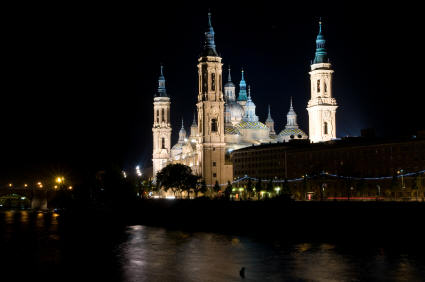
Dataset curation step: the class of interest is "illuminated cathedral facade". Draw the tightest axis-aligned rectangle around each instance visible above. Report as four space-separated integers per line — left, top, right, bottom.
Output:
152 14 337 185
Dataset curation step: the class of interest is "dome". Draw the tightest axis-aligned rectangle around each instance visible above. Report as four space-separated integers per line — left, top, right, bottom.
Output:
225 126 241 135
235 120 268 129
278 128 308 139
224 81 235 87
226 102 244 117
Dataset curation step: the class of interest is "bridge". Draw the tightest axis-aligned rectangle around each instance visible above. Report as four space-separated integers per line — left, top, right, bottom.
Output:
0 186 51 210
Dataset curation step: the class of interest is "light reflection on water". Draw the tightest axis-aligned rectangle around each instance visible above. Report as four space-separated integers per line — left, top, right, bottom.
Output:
117 225 425 282
1 211 425 282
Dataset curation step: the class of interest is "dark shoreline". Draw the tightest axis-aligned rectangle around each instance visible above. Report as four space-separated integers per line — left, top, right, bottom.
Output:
59 200 425 244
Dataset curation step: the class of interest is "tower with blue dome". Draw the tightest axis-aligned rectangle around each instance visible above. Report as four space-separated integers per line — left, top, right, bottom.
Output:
237 69 248 110
307 19 338 143
152 65 172 181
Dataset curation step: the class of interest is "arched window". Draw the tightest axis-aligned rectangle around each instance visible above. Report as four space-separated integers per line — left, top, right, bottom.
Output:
324 82 327 93
324 122 328 135
161 137 165 149
317 80 320 92
161 109 165 122
202 65 208 94
211 73 216 91
211 118 217 132
156 109 159 123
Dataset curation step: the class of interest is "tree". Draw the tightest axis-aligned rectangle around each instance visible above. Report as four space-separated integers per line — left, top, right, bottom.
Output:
391 172 399 200
246 178 253 199
412 175 423 201
156 164 196 198
183 174 201 199
200 179 208 196
281 178 291 199
266 179 274 198
225 181 233 200
256 178 263 200
213 180 221 196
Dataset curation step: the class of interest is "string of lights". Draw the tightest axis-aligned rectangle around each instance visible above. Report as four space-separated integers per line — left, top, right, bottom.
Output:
232 169 425 184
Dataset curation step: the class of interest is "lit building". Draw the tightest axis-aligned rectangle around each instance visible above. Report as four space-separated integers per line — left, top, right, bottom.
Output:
151 13 318 185
307 20 338 143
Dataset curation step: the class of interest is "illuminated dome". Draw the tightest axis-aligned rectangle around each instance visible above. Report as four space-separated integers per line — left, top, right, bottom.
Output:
225 126 241 135
226 102 244 122
235 120 268 129
277 98 308 142
278 128 308 140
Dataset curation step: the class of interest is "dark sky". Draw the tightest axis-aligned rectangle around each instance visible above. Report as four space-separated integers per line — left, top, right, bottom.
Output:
1 2 423 183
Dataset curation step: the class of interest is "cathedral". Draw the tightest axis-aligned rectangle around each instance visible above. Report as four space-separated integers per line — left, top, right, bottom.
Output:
152 13 337 185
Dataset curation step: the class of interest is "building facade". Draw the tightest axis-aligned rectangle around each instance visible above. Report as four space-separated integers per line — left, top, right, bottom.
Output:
307 20 338 143
231 136 425 200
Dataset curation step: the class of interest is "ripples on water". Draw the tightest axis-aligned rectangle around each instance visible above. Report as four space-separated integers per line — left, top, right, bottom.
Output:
1 210 425 281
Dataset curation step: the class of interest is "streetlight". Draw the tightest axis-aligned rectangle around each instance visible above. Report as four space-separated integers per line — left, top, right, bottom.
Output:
56 176 65 191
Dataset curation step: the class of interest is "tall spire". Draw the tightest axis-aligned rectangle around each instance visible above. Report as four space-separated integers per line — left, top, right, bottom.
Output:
191 111 197 126
266 104 274 122
228 66 232 82
313 18 328 64
178 117 186 143
202 12 218 56
286 97 298 128
237 69 247 101
156 64 167 97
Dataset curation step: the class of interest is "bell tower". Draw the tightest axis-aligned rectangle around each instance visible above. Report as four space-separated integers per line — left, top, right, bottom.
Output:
196 12 228 186
307 19 338 143
152 65 171 180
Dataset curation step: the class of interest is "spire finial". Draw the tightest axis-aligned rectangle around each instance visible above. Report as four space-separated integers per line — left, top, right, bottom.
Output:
228 66 232 82
192 110 197 126
248 85 251 98
290 96 293 109
319 17 323 34
202 10 218 56
313 17 328 64
267 104 271 119
181 117 184 129
241 68 245 80
208 11 212 28
156 64 167 97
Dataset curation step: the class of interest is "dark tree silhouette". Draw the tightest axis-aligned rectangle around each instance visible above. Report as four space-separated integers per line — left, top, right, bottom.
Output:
225 181 233 200
156 164 197 198
213 180 221 196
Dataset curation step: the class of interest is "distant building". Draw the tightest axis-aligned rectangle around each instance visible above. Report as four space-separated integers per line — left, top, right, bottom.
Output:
231 137 425 179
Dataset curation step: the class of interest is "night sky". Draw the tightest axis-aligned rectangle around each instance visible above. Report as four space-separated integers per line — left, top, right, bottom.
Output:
1 2 423 183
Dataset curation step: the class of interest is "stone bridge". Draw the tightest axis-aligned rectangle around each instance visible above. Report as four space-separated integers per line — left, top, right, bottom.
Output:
0 187 52 210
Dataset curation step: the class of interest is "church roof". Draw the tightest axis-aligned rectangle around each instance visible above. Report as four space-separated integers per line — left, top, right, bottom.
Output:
225 126 241 135
235 120 268 130
278 128 307 137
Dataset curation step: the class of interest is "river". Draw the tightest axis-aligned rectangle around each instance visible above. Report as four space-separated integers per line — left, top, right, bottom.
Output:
1 210 424 281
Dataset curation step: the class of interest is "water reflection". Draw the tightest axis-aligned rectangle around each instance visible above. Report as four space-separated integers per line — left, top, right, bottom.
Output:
1 211 425 281
118 225 425 282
